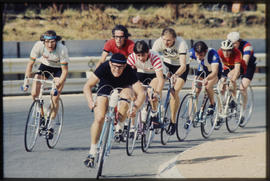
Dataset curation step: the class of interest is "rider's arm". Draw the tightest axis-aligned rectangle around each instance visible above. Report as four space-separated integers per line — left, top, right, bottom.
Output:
83 73 100 110
206 63 219 81
132 81 146 110
155 70 165 94
58 64 68 87
243 54 251 66
25 59 35 78
232 63 241 82
96 51 109 69
174 54 186 76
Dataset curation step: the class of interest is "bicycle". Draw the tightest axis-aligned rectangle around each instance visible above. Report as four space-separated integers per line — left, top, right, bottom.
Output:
22 71 64 152
213 75 244 133
176 71 218 140
92 86 134 179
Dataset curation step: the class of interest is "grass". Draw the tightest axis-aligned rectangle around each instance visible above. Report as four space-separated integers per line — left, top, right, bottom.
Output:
3 3 266 41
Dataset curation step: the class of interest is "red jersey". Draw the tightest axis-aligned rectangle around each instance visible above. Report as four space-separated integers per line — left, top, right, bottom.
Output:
103 39 134 58
218 48 247 73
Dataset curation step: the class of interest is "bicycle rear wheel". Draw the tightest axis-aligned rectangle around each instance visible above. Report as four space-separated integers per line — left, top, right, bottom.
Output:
239 85 254 127
200 96 218 139
176 94 194 141
24 100 41 152
46 98 64 148
161 101 171 145
225 94 242 133
97 119 111 179
141 106 154 152
126 114 139 156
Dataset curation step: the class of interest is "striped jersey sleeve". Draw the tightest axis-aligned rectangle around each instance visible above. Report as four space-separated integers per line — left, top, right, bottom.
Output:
149 50 163 72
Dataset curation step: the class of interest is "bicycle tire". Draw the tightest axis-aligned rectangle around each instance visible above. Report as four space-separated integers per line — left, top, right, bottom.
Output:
141 105 154 152
161 101 171 145
126 114 139 156
96 119 111 179
24 100 41 152
46 98 64 148
239 85 254 127
225 94 242 133
200 96 218 139
176 94 194 141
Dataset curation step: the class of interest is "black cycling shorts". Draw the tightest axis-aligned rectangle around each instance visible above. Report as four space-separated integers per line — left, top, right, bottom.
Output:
36 63 62 79
163 62 189 81
242 61 256 80
222 66 245 78
136 72 156 85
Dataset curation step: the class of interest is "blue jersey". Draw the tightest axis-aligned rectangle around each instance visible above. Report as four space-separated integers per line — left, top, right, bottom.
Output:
189 48 222 73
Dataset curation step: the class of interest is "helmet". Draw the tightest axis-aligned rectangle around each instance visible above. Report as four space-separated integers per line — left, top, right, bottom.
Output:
221 39 234 50
227 32 240 43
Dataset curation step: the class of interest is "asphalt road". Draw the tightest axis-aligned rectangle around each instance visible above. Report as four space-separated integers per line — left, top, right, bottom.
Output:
3 87 266 178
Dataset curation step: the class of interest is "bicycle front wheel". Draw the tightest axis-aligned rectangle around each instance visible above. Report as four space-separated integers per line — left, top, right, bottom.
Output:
161 101 171 145
126 115 139 156
24 100 41 152
141 106 154 152
97 119 111 179
176 94 194 141
46 98 64 148
200 96 218 139
239 85 254 127
225 94 242 133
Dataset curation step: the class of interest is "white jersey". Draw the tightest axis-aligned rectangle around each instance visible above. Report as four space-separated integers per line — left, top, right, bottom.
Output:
30 41 69 68
151 36 190 66
127 50 163 74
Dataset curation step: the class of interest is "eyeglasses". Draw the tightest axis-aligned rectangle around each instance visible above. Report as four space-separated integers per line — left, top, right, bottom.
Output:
111 63 126 70
44 40 56 44
113 36 125 40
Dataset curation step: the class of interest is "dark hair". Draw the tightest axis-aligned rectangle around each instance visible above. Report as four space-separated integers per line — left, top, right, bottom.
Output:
133 40 149 54
112 24 131 38
193 41 208 53
40 30 62 41
161 27 177 38
110 53 127 64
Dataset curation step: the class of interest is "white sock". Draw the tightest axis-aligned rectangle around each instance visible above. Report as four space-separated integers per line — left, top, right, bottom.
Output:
115 121 124 132
89 144 97 155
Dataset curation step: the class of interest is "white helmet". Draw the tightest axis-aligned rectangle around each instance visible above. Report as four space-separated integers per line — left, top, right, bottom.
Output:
221 39 234 50
227 32 240 43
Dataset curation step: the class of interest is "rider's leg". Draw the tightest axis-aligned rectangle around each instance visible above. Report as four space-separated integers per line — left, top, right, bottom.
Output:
206 76 218 105
170 77 185 124
89 96 108 154
148 78 161 112
50 77 65 120
31 74 42 100
240 77 251 110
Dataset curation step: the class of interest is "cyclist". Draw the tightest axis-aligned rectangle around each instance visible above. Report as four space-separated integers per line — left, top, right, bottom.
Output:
189 41 222 117
127 40 165 128
23 30 69 121
227 32 256 123
151 27 190 135
218 39 247 102
95 24 134 69
83 53 145 168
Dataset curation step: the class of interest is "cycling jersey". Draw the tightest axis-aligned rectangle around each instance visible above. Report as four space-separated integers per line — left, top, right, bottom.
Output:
238 40 256 80
151 36 190 65
30 41 69 68
218 48 247 73
94 61 138 95
127 50 163 74
238 40 256 64
189 48 223 73
103 39 134 58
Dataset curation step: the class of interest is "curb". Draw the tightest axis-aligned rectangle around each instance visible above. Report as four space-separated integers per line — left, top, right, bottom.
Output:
156 154 184 178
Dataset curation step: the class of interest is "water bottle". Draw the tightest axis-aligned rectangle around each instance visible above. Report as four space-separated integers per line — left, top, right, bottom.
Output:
141 106 148 123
